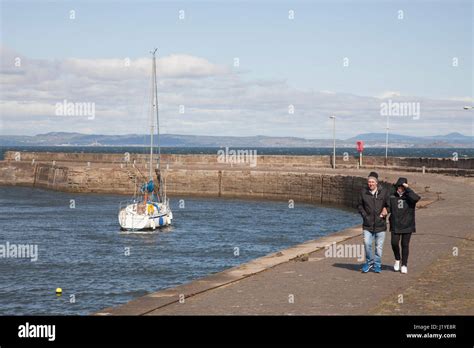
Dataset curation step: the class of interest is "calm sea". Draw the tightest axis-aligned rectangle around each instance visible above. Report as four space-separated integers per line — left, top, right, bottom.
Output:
0 146 473 160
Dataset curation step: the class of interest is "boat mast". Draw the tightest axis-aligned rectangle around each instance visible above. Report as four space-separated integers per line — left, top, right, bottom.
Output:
151 48 163 199
148 49 158 181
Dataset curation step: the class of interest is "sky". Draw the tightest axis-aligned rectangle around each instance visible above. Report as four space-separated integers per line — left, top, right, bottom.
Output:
0 0 472 139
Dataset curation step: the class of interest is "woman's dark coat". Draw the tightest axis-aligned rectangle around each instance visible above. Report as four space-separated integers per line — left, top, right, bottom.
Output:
388 186 421 234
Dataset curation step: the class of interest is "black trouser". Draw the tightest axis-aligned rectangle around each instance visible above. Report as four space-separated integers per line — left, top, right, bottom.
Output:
391 232 412 266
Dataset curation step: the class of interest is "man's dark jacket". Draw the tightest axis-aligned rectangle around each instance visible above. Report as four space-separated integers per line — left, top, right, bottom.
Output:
357 185 390 233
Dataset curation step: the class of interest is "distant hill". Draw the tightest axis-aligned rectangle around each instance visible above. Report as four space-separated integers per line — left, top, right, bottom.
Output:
346 132 473 147
0 132 472 148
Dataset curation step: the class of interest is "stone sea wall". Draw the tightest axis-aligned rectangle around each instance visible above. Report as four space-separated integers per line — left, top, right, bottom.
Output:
0 151 470 209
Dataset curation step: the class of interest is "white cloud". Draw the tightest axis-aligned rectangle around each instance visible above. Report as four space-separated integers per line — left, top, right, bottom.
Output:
377 91 401 99
59 54 228 81
0 46 472 138
446 96 474 103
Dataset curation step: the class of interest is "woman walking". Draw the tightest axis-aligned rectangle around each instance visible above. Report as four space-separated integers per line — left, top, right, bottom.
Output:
389 177 421 274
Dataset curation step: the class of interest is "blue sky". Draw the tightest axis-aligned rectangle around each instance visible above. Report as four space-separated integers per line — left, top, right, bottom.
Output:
0 0 472 137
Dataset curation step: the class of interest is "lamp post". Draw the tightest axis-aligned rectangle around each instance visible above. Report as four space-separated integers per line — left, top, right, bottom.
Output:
329 115 336 169
385 113 389 166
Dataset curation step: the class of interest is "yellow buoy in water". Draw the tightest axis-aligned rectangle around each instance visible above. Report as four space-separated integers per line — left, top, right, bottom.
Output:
56 288 62 296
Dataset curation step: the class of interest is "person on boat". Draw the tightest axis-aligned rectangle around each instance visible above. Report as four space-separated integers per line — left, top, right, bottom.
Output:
357 172 389 273
388 177 421 274
150 188 161 203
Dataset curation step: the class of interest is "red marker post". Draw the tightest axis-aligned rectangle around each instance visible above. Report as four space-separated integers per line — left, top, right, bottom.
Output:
356 141 364 166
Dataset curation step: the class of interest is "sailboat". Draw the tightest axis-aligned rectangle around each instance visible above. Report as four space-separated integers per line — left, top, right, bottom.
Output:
118 49 173 231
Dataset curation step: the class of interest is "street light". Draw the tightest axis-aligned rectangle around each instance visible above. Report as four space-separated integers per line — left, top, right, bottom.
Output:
329 115 336 169
463 106 473 110
385 113 389 165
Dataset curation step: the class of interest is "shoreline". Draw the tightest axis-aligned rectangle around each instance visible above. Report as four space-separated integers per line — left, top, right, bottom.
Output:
95 223 366 315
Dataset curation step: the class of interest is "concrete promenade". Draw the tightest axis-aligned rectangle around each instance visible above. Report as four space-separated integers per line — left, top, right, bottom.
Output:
96 169 473 315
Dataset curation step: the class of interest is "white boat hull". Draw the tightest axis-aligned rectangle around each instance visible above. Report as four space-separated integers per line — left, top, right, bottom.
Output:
118 202 173 231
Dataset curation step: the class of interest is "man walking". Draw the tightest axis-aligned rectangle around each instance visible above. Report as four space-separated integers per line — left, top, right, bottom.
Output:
357 172 389 273
389 177 421 274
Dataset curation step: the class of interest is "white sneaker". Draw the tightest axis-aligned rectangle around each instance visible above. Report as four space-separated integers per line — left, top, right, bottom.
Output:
401 266 408 274
394 260 400 272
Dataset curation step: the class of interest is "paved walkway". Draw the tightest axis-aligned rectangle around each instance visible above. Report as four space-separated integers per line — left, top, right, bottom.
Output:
98 170 474 315
370 231 474 315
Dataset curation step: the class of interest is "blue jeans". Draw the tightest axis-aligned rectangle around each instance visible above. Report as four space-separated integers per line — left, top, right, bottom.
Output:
363 230 385 267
